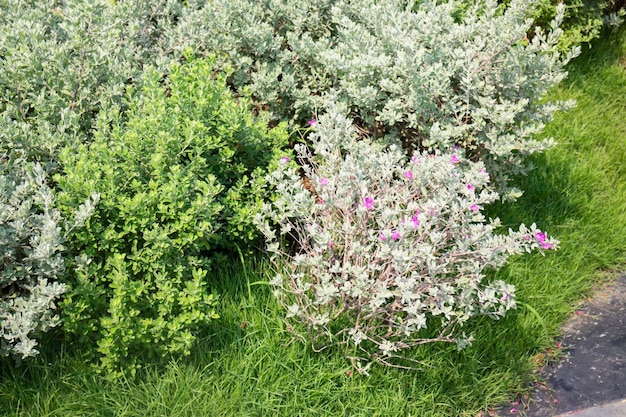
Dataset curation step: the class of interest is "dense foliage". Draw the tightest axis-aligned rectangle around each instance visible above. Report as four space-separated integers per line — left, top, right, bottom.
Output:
1 0 619 376
55 57 289 375
514 0 623 50
0 158 97 360
255 103 557 370
170 0 582 198
0 0 185 165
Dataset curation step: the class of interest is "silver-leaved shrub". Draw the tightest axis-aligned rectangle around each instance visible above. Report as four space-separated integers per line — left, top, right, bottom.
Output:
0 159 97 360
255 102 558 371
171 0 580 198
0 0 183 164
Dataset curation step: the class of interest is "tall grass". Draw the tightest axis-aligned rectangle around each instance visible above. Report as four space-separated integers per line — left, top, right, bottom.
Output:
2 26 625 417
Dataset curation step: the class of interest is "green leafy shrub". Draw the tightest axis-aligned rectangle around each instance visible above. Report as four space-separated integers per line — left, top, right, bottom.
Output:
55 56 289 376
0 155 97 360
169 0 579 199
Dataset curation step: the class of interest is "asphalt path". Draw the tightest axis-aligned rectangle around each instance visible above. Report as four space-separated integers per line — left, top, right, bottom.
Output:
489 274 626 417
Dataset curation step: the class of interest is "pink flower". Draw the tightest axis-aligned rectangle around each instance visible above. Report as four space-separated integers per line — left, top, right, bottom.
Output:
450 154 460 164
502 292 510 301
535 231 547 242
404 171 414 180
328 240 334 249
470 204 479 212
466 183 474 191
534 231 553 249
411 212 420 228
308 118 317 126
320 178 329 186
411 155 420 163
379 233 387 242
391 229 401 241
510 407 518 414
280 156 290 164
363 197 374 210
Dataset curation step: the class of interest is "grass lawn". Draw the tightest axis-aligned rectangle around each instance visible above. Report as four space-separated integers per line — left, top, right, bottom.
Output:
1 26 625 417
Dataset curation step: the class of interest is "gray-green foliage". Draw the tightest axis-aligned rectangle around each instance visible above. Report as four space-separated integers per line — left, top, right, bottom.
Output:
0 0 182 163
0 158 97 360
170 0 579 199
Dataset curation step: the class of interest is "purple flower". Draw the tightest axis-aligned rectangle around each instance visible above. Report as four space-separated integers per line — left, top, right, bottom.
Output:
470 204 479 212
501 292 510 301
541 241 553 250
280 156 290 164
404 171 414 180
391 229 401 241
466 183 474 191
411 155 420 164
450 154 460 164
308 118 317 126
320 178 329 186
363 197 375 210
379 233 387 242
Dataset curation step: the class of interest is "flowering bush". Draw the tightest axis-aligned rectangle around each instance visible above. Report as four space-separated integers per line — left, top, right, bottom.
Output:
255 103 558 371
171 0 580 198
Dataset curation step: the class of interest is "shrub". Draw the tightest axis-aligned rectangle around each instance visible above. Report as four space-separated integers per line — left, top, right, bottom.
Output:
0 0 190 368
170 0 579 199
0 0 184 164
255 102 558 372
0 157 97 360
55 56 289 376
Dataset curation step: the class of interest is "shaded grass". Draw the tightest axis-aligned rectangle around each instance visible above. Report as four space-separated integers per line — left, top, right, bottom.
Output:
2 26 626 417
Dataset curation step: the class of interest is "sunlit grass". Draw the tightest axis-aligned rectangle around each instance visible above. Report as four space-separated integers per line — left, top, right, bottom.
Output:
2 26 625 417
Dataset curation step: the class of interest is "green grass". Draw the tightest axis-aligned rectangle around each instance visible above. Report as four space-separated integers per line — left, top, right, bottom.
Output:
2 27 626 417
